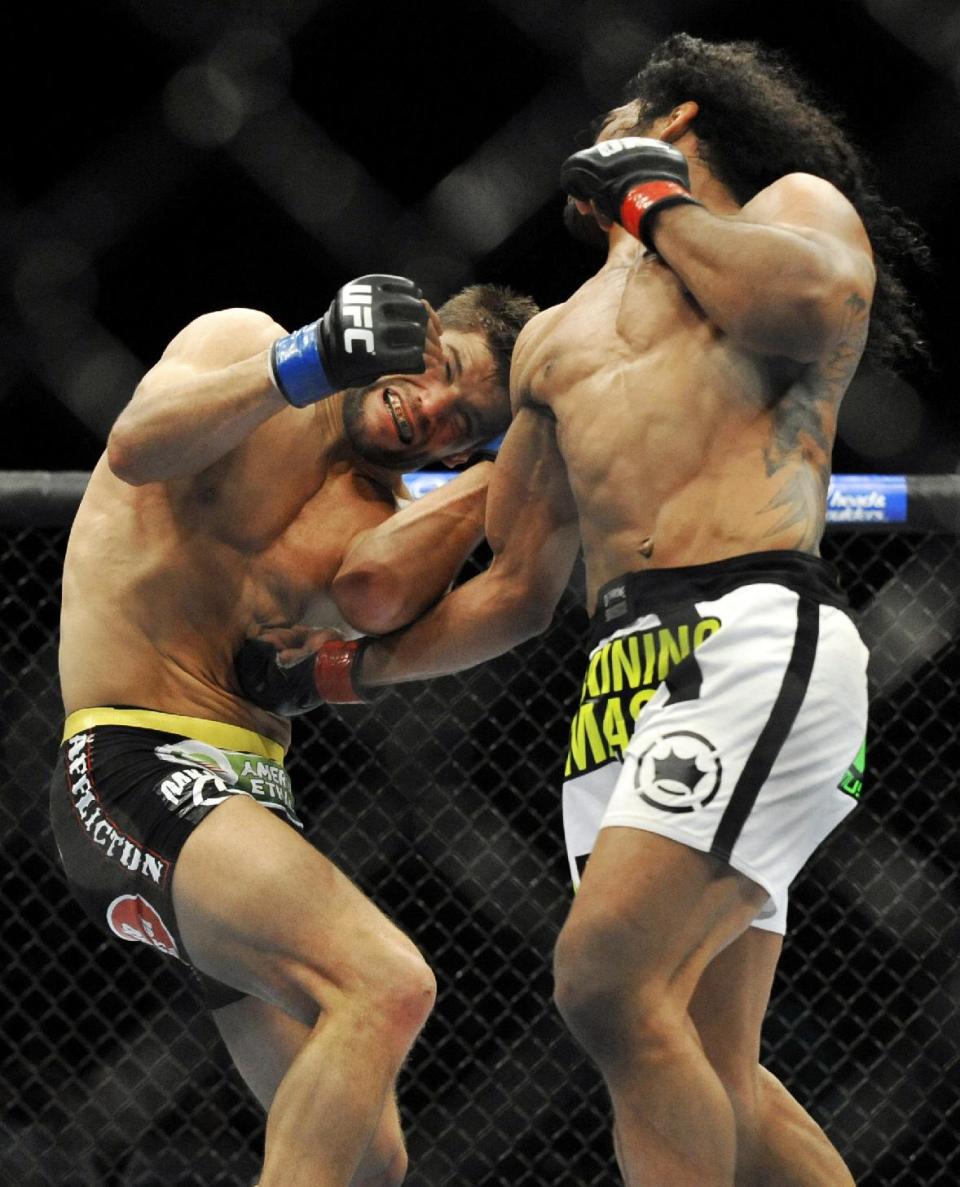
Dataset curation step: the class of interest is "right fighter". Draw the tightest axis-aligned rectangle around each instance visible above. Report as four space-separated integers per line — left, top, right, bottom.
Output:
50 272 537 1186
256 36 927 1186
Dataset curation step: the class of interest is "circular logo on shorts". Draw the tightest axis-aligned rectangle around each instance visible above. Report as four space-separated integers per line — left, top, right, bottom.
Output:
107 894 180 958
633 730 722 813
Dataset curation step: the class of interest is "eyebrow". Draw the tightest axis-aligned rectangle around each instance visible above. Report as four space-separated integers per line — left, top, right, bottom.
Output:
449 344 464 380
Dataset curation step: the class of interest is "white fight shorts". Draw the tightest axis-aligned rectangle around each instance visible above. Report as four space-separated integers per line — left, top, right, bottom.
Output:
562 551 868 935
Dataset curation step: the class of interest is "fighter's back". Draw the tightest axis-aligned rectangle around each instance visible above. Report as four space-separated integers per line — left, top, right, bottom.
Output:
57 434 387 742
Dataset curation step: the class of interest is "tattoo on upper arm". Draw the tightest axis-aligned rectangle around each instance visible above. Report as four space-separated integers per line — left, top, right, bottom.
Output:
820 293 869 398
759 291 869 548
756 469 824 552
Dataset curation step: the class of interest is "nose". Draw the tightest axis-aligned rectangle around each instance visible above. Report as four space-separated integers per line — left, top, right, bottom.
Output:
412 382 455 428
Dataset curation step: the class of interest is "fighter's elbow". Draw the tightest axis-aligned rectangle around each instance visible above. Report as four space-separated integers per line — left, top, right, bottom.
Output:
492 573 556 641
333 566 416 636
513 600 555 641
106 419 154 486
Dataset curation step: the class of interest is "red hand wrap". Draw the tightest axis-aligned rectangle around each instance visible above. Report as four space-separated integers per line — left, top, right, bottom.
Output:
619 180 695 244
312 639 364 703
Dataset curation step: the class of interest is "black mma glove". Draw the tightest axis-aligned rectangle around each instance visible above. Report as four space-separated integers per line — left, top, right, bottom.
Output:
235 636 372 714
560 137 702 252
270 274 429 407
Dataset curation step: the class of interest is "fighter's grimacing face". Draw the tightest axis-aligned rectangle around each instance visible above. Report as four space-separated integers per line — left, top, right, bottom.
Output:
342 330 506 470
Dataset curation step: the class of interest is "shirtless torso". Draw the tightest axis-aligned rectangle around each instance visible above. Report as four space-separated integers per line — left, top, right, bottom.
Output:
61 405 399 742
509 182 870 613
354 164 873 694
59 306 497 745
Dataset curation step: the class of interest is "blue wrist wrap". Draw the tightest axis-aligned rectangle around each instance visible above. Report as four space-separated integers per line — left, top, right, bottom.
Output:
271 322 334 407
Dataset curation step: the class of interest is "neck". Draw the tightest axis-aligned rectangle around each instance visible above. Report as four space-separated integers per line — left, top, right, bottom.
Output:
605 224 643 266
687 154 741 217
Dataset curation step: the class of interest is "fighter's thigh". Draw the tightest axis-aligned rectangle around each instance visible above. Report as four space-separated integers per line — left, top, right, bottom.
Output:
559 826 770 1000
172 796 422 1022
690 925 783 1081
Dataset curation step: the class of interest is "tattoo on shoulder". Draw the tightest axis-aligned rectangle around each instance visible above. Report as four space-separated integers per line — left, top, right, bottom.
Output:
763 289 869 478
820 292 869 400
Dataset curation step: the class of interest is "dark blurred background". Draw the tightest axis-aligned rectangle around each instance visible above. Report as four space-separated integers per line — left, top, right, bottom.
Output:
2 0 958 477
3 3 960 1187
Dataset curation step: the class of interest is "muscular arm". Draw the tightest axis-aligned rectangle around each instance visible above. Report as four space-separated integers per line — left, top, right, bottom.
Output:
358 407 580 687
107 308 288 485
648 173 875 361
332 462 494 635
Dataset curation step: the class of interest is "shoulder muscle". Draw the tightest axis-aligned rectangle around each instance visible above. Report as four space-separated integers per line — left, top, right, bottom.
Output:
160 308 287 372
742 174 873 267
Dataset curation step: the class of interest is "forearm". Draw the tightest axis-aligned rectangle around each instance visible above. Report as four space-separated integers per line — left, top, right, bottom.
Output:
649 204 843 358
359 565 547 688
234 565 544 714
334 464 493 634
358 476 580 688
107 351 286 484
235 406 582 711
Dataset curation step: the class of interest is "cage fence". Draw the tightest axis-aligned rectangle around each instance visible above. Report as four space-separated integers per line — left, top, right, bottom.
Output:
1 472 958 1187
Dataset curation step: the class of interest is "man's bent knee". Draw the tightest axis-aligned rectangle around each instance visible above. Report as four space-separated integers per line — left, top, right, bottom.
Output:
371 938 436 1024
337 939 436 1051
352 1142 408 1187
555 915 637 1048
553 909 681 1063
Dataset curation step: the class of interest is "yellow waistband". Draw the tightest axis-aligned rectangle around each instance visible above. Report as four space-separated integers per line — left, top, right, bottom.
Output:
62 708 286 763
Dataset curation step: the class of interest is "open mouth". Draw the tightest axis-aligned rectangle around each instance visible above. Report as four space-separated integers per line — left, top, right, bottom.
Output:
383 387 414 445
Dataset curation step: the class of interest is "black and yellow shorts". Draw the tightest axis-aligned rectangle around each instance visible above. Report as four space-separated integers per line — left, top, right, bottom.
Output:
49 708 298 1009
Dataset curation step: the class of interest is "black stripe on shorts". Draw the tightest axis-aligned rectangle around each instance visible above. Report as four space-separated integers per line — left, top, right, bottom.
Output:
710 596 820 864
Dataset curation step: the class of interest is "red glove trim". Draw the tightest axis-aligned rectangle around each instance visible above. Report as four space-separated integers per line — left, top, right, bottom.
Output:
312 639 364 703
620 180 694 242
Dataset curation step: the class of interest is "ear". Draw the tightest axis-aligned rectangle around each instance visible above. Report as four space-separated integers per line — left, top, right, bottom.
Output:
441 452 472 468
660 100 699 143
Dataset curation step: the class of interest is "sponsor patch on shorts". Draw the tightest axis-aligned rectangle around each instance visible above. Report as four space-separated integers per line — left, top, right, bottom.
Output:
107 894 180 958
633 729 723 814
564 613 722 779
154 739 302 826
837 737 866 800
65 733 171 886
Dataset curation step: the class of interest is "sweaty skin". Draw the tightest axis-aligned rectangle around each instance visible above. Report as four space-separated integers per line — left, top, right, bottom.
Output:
55 293 520 1187
541 98 873 611
345 101 874 1187
512 209 868 611
354 100 875 693
59 307 500 747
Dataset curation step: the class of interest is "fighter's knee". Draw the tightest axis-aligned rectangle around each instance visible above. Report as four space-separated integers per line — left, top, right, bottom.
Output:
553 911 667 1055
554 914 627 1042
352 1142 408 1187
356 941 436 1040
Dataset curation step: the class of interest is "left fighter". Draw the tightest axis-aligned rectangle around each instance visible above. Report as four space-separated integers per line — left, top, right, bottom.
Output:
49 273 537 1187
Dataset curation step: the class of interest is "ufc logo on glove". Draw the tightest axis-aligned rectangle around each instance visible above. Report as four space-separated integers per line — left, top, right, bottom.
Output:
340 281 376 354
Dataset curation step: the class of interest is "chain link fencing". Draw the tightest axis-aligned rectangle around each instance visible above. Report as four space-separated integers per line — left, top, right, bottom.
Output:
1 473 958 1186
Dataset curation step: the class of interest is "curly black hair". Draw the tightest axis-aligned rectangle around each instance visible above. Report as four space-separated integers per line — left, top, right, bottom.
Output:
622 34 929 369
